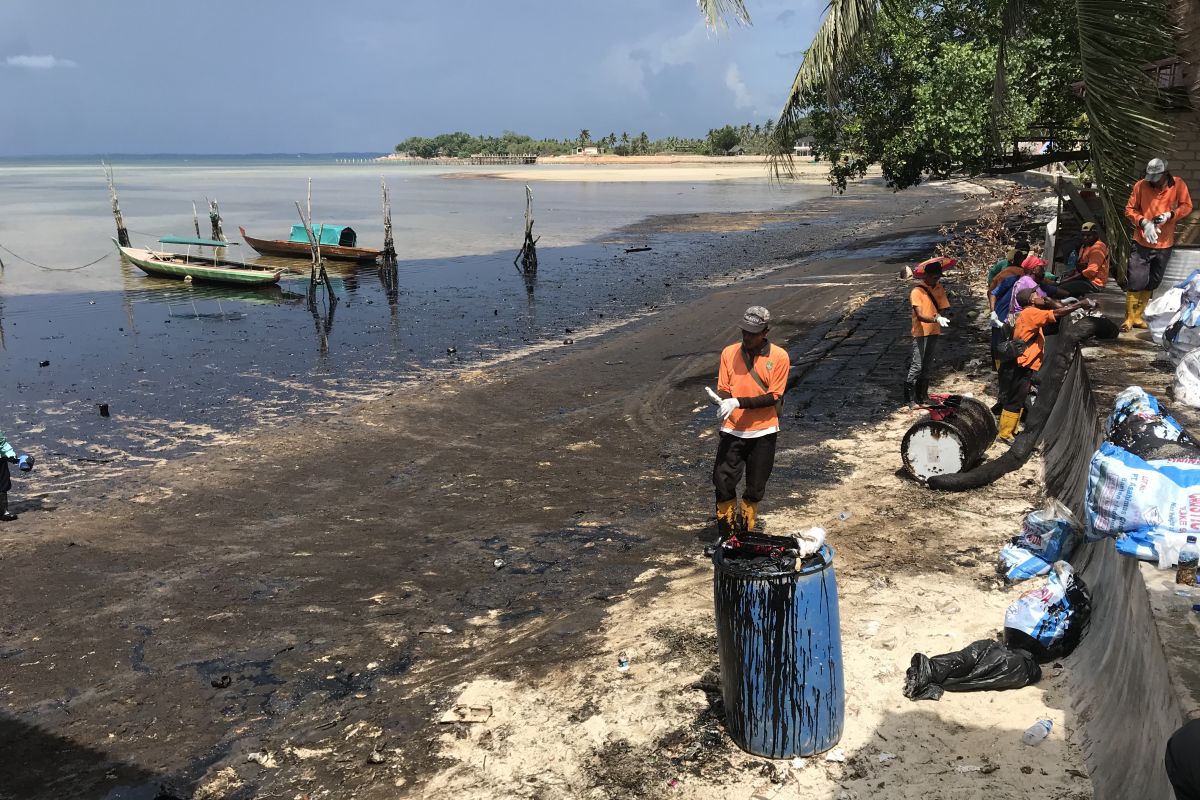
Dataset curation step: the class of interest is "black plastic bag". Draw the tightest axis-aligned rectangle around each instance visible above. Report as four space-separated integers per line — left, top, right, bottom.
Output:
903 639 1042 701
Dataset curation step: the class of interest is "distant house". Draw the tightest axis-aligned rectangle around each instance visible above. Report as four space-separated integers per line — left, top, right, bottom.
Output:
792 138 814 157
575 146 603 156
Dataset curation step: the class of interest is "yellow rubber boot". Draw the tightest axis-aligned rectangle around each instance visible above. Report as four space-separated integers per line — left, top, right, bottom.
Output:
1133 290 1152 329
740 500 759 533
997 410 1021 443
1120 292 1138 332
716 499 737 540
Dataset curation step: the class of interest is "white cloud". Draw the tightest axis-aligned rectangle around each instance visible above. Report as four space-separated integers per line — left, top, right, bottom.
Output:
6 54 77 70
724 63 754 110
602 20 714 97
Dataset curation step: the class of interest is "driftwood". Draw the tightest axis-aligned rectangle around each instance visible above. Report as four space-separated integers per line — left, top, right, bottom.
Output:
103 161 130 246
381 177 396 262
295 181 337 320
207 198 226 242
513 185 538 290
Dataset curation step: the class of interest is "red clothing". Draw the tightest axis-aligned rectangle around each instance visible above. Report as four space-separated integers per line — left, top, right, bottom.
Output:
1013 307 1058 370
717 341 790 437
1126 176 1193 249
1078 240 1110 288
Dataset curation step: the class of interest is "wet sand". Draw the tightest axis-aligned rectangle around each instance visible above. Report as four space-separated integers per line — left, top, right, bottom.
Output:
0 181 1083 798
458 160 845 184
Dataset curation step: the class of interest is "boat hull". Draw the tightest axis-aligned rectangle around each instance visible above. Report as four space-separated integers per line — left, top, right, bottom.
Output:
115 242 282 287
239 227 382 264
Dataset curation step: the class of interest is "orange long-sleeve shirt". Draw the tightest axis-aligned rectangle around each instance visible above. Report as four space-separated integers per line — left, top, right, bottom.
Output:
1126 176 1193 249
717 341 790 437
1078 240 1110 288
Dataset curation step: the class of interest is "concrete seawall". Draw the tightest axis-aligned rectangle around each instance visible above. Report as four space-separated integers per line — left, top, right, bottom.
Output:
1041 344 1189 799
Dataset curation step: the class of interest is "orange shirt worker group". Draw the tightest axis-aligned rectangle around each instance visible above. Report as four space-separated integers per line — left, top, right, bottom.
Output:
711 306 790 538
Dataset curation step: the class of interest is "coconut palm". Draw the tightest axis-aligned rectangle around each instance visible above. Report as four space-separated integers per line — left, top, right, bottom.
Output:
698 0 1178 259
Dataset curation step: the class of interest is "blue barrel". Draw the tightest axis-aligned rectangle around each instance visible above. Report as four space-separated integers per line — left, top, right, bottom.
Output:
713 543 844 758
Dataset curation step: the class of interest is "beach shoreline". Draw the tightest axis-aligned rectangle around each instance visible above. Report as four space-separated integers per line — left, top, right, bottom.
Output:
0 178 1090 799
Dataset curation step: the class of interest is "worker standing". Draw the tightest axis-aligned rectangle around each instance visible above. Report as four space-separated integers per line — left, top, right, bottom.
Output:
1123 158 1193 330
0 430 20 521
906 261 951 406
711 306 790 539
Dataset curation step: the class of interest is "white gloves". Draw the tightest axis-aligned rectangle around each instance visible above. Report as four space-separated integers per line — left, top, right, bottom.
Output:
936 315 951 328
704 386 740 422
1153 211 1173 225
989 311 1003 328
1142 218 1160 245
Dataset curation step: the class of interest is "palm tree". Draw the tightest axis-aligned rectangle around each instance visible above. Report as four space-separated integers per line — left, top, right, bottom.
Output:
698 0 1177 256
578 129 591 148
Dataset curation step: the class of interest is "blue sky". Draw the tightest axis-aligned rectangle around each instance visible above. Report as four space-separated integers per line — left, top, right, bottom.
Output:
0 0 824 155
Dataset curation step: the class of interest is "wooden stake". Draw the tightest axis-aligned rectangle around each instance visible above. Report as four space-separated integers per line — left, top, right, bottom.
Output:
192 202 201 239
381 177 396 262
103 161 130 246
513 185 539 284
207 198 226 242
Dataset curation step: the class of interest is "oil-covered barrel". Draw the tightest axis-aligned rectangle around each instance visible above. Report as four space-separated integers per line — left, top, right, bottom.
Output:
712 543 843 758
901 396 998 482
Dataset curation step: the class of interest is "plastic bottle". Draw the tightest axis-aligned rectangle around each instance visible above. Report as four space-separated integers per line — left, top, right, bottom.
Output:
1176 536 1199 588
1021 719 1053 746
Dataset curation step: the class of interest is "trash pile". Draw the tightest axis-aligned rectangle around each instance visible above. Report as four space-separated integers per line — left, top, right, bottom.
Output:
1086 387 1200 565
1143 271 1200 407
998 498 1080 582
904 562 1091 700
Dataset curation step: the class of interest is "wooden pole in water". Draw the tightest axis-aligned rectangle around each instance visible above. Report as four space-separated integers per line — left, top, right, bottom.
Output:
103 161 130 246
381 176 396 262
192 202 201 239
207 198 226 242
513 185 539 285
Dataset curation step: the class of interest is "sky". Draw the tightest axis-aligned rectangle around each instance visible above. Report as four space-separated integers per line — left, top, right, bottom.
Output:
0 0 825 155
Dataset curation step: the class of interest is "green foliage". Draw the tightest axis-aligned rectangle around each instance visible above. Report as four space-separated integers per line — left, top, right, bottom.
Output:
802 0 1088 190
393 123 795 158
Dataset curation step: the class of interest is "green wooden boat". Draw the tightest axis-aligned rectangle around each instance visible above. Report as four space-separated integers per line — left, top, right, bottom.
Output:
115 237 283 287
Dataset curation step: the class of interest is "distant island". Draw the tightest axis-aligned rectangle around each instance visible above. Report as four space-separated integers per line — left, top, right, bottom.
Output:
390 122 812 160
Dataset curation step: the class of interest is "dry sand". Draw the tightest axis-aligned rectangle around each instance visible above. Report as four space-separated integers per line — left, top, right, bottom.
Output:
420 370 1091 800
453 159 859 184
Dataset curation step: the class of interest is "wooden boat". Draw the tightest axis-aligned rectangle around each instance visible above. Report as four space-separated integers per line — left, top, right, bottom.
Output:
114 237 283 287
239 224 382 264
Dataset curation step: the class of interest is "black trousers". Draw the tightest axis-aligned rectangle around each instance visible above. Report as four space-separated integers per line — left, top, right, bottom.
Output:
1057 279 1099 298
998 362 1033 413
713 432 778 504
1167 720 1200 800
1128 243 1173 291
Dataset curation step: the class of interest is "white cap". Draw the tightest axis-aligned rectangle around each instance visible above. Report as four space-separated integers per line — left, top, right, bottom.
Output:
1146 158 1167 179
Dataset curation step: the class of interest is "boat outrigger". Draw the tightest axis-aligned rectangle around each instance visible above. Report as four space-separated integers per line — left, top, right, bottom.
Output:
114 236 283 287
239 224 382 264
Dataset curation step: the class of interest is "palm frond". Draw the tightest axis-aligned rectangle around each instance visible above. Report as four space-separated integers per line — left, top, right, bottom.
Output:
767 0 883 179
1074 0 1177 278
696 0 751 29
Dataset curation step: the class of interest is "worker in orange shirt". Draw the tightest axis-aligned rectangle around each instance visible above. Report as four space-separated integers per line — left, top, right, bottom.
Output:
996 290 1097 443
709 306 790 538
1057 222 1109 297
1123 158 1193 330
906 260 951 406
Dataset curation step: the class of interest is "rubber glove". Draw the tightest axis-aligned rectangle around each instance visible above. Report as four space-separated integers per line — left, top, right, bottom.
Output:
989 311 1003 328
1153 211 1173 225
936 315 951 328
1142 218 1160 245
717 398 740 421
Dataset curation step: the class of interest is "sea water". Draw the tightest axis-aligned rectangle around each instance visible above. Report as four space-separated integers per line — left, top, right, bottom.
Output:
0 155 828 487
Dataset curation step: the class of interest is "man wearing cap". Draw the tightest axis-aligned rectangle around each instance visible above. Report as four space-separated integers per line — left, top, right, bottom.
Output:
1057 222 1109 297
711 306 790 538
1124 158 1193 330
906 261 951 406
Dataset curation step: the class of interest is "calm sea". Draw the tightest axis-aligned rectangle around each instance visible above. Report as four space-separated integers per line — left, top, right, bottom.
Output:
0 154 829 495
